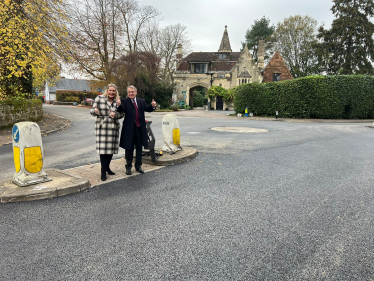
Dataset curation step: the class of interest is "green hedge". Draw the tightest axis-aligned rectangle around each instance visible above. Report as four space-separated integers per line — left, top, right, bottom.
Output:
56 90 100 102
234 75 374 119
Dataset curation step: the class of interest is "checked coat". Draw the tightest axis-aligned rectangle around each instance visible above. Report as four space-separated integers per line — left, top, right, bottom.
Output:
90 95 124 154
118 97 154 150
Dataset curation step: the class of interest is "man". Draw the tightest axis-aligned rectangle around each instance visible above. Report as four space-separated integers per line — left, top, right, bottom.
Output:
117 85 157 175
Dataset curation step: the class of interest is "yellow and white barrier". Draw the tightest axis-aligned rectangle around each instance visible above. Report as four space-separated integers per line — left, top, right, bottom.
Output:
161 114 182 153
12 122 51 186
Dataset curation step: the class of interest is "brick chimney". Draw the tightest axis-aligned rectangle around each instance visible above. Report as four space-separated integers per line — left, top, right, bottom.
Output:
258 39 265 70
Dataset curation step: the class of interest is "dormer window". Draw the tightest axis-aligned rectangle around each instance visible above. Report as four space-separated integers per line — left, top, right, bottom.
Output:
218 54 227 59
191 63 208 74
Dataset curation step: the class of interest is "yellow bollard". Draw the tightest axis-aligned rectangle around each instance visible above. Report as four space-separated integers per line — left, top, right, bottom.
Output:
161 114 182 153
12 122 51 186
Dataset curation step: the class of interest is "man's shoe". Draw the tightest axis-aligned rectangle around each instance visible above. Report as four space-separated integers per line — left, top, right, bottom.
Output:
126 167 132 175
101 172 107 181
136 167 144 174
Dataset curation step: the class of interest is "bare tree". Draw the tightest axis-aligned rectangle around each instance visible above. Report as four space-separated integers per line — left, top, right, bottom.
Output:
67 0 123 81
139 23 192 83
116 0 161 53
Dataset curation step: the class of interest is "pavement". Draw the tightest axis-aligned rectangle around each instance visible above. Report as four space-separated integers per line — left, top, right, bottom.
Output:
1 105 373 203
0 106 198 203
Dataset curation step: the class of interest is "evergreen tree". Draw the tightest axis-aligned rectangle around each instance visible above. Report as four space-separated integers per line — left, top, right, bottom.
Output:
242 16 275 62
317 0 374 74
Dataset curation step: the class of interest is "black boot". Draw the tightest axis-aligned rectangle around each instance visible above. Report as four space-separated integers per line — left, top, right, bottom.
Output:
100 155 107 181
107 154 115 175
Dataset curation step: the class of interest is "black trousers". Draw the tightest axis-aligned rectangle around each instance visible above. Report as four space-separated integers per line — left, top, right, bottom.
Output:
125 125 142 169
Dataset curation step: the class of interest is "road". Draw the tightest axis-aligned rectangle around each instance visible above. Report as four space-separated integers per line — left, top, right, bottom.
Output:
1 106 373 280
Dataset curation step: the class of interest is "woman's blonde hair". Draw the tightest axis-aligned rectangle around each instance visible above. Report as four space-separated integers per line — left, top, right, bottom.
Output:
102 83 120 100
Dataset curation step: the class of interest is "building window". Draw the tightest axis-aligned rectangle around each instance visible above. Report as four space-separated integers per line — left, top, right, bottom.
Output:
273 73 281 82
219 84 222 87
217 74 225 78
218 54 227 59
192 63 207 74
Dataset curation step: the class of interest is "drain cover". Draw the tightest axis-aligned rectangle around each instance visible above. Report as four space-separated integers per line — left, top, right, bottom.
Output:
211 127 269 133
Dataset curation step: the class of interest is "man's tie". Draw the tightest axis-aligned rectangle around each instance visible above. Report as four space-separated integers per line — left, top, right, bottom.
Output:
133 99 140 127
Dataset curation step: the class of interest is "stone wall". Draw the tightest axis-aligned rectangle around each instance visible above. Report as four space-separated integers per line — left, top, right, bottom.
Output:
0 99 43 129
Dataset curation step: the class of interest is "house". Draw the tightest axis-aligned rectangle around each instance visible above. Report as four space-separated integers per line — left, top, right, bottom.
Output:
44 78 103 103
262 51 293 83
173 26 293 110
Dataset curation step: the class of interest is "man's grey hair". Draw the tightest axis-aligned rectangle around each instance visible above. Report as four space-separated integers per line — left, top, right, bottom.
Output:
127 85 137 92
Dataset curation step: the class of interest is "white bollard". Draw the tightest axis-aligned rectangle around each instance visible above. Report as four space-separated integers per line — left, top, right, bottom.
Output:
161 114 182 153
12 122 51 186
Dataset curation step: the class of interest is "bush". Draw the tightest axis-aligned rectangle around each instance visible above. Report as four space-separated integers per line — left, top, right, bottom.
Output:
234 75 374 119
64 96 80 102
154 82 173 109
193 91 204 107
56 90 100 102
169 104 179 111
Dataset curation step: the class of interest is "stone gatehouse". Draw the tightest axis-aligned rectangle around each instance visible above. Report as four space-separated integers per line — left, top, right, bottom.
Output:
173 26 264 110
173 26 293 110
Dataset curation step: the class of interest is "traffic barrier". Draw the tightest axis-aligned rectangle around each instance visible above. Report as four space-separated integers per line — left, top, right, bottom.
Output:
12 122 51 186
161 114 182 153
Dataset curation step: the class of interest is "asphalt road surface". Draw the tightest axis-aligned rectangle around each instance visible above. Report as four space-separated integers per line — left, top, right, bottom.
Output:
1 106 373 280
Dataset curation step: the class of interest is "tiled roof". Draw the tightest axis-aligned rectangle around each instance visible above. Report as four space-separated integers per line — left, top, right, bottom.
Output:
49 78 95 93
176 51 242 72
182 52 241 62
177 61 189 71
183 52 217 62
211 62 236 72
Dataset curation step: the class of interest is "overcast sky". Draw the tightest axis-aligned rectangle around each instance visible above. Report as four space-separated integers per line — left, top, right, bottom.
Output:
62 0 337 78
141 0 336 52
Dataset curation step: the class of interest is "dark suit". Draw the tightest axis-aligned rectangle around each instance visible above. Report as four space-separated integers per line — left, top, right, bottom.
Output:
118 97 154 168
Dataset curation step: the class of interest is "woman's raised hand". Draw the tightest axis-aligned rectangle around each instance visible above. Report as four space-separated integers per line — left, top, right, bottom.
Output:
116 97 121 106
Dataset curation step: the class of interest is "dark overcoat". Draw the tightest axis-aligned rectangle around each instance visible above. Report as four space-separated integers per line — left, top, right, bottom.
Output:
118 97 154 150
90 95 124 154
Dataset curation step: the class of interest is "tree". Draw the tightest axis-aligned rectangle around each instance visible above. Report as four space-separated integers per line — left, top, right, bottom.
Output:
317 0 374 74
117 0 161 54
242 16 275 62
67 0 123 83
109 51 160 101
0 0 69 99
139 22 192 83
66 0 160 83
270 15 321 78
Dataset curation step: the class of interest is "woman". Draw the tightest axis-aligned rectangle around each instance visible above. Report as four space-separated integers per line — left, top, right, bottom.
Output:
90 83 124 181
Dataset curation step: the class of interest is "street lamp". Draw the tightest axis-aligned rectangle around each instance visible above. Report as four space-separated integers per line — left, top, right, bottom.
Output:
206 72 214 87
